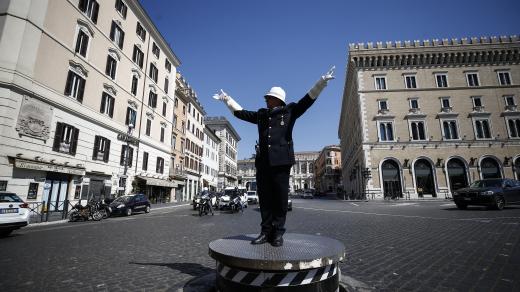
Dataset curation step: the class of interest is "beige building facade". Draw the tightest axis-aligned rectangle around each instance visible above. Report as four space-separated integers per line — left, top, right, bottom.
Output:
290 151 319 192
339 35 520 200
0 0 181 206
314 146 342 194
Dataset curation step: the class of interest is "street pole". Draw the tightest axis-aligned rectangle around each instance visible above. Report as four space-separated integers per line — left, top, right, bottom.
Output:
122 124 134 196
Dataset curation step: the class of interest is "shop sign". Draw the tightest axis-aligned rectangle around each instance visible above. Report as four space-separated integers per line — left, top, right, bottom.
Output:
117 133 139 146
15 159 86 176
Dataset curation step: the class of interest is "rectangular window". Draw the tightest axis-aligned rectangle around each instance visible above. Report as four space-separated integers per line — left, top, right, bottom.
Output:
404 75 417 89
165 59 171 72
136 22 146 41
132 46 144 68
172 135 176 150
472 96 482 107
173 115 177 128
115 0 127 18
162 102 167 116
0 180 7 191
105 55 117 79
149 64 158 83
156 157 164 174
52 122 79 155
100 92 115 118
441 97 451 109
174 98 178 108
152 42 160 58
505 95 516 107
78 0 99 23
378 121 394 141
410 121 426 141
75 30 89 57
474 119 492 139
120 145 133 167
435 74 448 88
64 70 85 102
148 91 157 108
498 71 512 86
131 75 138 96
109 21 125 49
142 152 148 170
410 99 419 109
378 100 388 111
145 119 151 136
160 127 165 142
442 120 459 140
27 182 38 200
164 77 169 94
92 135 111 162
375 76 387 90
466 73 480 87
507 118 520 138
125 107 136 127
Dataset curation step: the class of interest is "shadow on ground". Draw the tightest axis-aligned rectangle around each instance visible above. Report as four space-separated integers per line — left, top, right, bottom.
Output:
130 262 213 277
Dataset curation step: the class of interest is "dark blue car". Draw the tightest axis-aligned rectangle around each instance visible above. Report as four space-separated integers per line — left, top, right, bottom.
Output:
109 194 151 216
453 179 520 210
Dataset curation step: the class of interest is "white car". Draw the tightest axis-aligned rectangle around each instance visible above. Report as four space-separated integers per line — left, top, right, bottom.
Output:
247 191 258 204
219 187 248 209
0 192 30 237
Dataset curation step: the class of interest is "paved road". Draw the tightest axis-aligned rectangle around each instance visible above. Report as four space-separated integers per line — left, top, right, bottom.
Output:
1 199 519 291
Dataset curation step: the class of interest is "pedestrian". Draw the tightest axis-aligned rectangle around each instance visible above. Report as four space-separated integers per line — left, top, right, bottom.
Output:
213 66 335 246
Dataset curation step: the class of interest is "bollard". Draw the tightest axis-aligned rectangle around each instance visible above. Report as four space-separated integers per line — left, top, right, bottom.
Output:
209 233 345 292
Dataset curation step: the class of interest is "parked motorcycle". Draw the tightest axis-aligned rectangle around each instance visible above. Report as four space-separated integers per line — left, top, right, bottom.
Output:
69 200 103 222
198 194 214 216
99 198 113 219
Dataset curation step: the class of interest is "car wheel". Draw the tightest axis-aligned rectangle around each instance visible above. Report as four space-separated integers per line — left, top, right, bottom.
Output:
494 196 505 210
125 208 132 216
145 205 151 213
455 202 467 210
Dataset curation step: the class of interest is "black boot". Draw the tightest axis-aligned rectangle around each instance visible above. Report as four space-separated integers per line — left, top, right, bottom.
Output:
251 233 269 245
271 234 283 247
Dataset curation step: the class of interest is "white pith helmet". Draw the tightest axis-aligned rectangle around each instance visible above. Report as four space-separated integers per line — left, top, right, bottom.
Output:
264 86 286 105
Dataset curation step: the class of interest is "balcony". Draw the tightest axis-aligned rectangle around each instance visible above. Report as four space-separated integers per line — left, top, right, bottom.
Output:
170 166 187 179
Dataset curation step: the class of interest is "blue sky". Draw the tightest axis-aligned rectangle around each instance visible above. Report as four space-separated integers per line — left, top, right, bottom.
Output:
140 0 519 159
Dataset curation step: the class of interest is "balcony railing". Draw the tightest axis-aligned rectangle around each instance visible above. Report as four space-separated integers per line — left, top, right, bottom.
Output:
170 166 187 179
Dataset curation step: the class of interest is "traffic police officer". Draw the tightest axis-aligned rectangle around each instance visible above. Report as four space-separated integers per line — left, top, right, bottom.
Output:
213 66 335 246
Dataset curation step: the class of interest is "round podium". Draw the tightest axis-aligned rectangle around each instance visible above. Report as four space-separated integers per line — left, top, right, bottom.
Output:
208 233 345 292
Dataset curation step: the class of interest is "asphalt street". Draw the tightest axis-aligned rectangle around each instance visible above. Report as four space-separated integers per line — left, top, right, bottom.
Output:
1 198 519 291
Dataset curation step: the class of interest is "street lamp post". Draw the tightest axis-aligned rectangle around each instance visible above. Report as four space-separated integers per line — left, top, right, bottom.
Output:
122 123 134 196
362 168 372 200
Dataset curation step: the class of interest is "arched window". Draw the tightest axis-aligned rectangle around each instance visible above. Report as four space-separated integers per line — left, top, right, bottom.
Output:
481 157 501 179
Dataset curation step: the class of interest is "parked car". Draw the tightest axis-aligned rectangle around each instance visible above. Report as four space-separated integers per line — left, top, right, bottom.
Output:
109 194 151 216
453 178 520 210
247 191 258 204
0 192 30 237
219 187 248 210
302 189 314 199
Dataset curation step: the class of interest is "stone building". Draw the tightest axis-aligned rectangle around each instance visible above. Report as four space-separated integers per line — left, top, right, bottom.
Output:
0 0 181 206
237 157 256 190
314 145 342 194
202 126 221 192
339 35 520 200
205 117 240 190
290 151 319 192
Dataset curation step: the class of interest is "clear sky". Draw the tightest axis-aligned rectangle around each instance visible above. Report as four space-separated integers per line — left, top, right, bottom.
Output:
139 0 519 159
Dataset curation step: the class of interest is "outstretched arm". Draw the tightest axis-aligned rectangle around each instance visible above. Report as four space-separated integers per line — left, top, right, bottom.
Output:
213 89 258 124
293 66 336 118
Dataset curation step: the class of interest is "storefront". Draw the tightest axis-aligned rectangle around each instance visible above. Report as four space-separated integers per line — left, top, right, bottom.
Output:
135 176 177 203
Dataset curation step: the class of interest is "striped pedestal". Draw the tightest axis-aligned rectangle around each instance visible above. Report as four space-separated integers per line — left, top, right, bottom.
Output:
209 233 345 292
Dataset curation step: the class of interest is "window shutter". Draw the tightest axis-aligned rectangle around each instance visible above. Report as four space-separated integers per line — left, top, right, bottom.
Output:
122 5 127 18
139 52 143 68
53 122 63 152
119 31 125 49
125 108 130 125
64 71 73 96
92 136 100 160
108 97 114 118
91 1 99 24
100 93 106 113
70 127 80 155
77 78 85 103
103 139 111 162
120 146 125 165
128 147 133 167
75 32 82 53
105 56 111 76
80 34 88 56
110 22 115 41
78 0 87 12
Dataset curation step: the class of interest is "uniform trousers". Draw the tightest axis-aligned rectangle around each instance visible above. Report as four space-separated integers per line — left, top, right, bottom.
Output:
256 163 291 236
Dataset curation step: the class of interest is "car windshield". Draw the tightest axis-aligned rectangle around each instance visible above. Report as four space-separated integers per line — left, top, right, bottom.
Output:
247 191 255 195
469 179 503 188
0 193 23 203
113 196 132 203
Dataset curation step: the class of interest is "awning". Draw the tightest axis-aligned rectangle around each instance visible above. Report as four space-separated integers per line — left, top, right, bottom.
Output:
136 176 177 188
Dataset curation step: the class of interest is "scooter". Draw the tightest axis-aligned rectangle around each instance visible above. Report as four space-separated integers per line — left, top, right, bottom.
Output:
229 195 244 213
69 200 103 222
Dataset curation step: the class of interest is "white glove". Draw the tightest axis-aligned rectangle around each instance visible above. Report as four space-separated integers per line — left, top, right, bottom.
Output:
308 66 335 100
212 89 243 112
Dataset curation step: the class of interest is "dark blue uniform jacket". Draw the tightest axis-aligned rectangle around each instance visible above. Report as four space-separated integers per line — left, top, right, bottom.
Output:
234 94 316 167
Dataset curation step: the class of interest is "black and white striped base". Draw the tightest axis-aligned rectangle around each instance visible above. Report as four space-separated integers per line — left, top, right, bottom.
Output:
216 262 340 292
